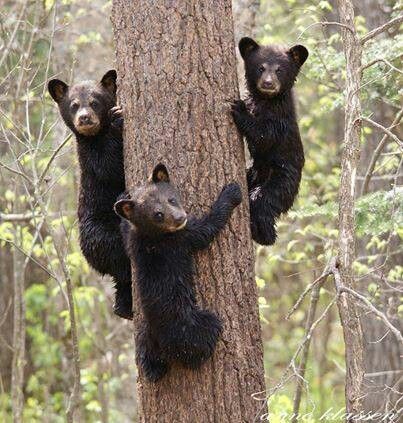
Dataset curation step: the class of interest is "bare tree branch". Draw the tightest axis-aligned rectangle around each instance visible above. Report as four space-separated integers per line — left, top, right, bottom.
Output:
361 15 403 45
361 117 403 149
360 56 403 75
34 193 82 422
361 109 403 195
291 275 325 422
332 254 403 347
0 0 28 69
297 21 354 41
0 237 58 280
38 133 72 185
286 258 335 320
0 161 32 184
0 211 74 223
254 297 337 407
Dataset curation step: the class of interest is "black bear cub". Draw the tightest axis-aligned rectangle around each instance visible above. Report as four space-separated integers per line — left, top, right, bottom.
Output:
232 37 308 245
48 70 133 320
115 164 242 381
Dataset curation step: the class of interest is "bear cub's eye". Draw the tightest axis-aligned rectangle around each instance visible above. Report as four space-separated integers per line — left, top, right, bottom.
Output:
168 198 178 206
70 103 79 113
275 67 281 74
154 211 164 221
90 100 99 109
258 65 265 73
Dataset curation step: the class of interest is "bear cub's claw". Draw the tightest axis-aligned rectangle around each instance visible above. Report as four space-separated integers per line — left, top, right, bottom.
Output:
109 106 123 130
230 99 247 116
221 182 242 206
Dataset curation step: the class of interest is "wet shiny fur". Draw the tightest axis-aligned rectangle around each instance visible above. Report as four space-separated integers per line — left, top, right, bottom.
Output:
48 71 133 319
115 165 242 381
232 38 308 245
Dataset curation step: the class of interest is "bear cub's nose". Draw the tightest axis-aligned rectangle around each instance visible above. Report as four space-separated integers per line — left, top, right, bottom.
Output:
174 214 187 225
79 114 92 125
262 80 275 89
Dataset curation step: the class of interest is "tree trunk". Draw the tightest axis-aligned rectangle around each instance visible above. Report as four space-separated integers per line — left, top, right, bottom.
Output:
355 2 403 416
0 244 14 393
111 1 266 422
335 0 365 419
11 199 26 423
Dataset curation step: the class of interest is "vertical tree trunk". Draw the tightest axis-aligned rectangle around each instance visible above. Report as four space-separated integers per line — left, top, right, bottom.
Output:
11 202 26 423
0 244 14 393
355 2 403 416
111 1 266 421
335 0 365 419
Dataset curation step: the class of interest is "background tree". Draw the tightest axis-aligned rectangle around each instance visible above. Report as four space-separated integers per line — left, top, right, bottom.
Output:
355 0 403 415
111 1 266 421
334 0 365 415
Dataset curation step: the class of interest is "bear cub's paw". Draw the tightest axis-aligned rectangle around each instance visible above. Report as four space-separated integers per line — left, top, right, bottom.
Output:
221 182 242 206
231 99 247 114
250 218 277 246
113 296 133 320
109 106 124 131
230 99 248 121
139 354 169 382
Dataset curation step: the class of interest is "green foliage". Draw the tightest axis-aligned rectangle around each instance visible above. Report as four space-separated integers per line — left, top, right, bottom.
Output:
0 1 137 419
289 189 402 237
255 0 402 419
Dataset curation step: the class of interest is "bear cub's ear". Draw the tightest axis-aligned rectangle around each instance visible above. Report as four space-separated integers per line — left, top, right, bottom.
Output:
114 199 135 220
150 163 170 184
48 79 69 103
239 37 259 60
100 70 117 96
288 45 309 67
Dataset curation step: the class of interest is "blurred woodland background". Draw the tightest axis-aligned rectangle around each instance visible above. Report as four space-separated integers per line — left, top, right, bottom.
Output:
0 0 402 421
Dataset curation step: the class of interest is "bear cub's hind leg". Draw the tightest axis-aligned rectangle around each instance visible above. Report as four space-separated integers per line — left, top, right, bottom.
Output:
164 310 223 370
113 277 133 320
137 323 169 382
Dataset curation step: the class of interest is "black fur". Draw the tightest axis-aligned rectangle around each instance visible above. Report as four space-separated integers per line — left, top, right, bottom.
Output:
48 71 133 320
115 165 242 381
232 38 308 245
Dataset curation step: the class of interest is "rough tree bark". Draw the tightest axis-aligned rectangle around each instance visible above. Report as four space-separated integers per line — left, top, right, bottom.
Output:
335 0 365 419
111 1 265 422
